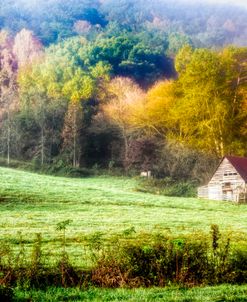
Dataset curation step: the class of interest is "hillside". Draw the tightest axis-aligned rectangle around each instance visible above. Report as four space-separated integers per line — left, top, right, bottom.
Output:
0 167 246 261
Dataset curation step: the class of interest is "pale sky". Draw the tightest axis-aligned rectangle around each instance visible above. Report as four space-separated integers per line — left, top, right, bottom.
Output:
181 0 247 7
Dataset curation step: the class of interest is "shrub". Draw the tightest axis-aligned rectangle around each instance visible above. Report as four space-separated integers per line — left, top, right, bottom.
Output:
0 286 13 302
136 178 197 197
0 227 246 289
228 250 247 284
0 157 93 178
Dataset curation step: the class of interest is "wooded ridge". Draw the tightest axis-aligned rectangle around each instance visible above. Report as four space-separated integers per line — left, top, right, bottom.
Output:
0 0 247 183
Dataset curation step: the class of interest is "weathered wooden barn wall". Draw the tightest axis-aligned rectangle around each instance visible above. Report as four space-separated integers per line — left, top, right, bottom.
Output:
198 157 247 202
198 185 208 199
208 157 245 201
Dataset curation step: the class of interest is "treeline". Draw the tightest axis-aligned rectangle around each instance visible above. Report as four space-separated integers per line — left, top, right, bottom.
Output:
0 27 247 183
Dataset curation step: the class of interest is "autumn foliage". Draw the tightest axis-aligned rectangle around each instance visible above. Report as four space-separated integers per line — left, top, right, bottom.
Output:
0 25 247 179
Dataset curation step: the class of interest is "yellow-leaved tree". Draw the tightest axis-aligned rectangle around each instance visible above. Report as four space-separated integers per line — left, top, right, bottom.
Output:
134 80 176 136
172 45 247 157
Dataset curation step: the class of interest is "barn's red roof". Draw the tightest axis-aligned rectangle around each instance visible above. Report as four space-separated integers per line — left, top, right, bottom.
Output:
226 156 247 182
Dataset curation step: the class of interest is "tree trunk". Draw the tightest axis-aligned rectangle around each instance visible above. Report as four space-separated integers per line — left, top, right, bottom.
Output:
123 129 129 171
7 109 10 166
73 106 77 168
41 125 44 165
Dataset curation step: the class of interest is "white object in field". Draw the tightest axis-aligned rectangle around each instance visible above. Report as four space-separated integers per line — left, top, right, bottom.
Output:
140 171 152 178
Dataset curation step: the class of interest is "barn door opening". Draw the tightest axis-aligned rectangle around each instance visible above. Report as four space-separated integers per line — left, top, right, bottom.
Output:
226 190 233 201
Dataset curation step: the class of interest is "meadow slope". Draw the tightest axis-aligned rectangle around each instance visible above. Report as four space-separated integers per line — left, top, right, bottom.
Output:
0 167 246 265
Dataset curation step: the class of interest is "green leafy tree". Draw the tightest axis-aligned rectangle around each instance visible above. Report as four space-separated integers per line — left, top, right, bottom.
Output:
86 31 170 86
18 37 111 166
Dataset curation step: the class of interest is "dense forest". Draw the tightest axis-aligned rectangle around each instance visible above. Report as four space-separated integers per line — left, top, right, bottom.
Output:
1 0 247 183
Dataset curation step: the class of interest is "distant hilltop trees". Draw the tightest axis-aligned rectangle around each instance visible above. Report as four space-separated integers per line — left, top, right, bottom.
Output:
1 0 247 47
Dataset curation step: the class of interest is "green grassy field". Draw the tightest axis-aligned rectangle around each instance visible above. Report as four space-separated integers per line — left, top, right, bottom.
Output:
1 167 247 300
0 166 246 265
13 285 247 302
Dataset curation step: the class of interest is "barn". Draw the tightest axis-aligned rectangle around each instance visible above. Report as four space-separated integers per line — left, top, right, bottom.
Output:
198 156 247 203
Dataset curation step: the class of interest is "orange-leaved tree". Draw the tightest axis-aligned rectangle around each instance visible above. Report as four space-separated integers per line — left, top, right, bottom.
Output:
103 76 145 167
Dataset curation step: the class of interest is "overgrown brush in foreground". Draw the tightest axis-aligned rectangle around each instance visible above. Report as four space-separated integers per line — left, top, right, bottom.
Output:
0 225 246 291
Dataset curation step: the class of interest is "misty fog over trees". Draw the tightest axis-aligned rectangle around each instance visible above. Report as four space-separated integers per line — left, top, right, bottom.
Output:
2 0 247 47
